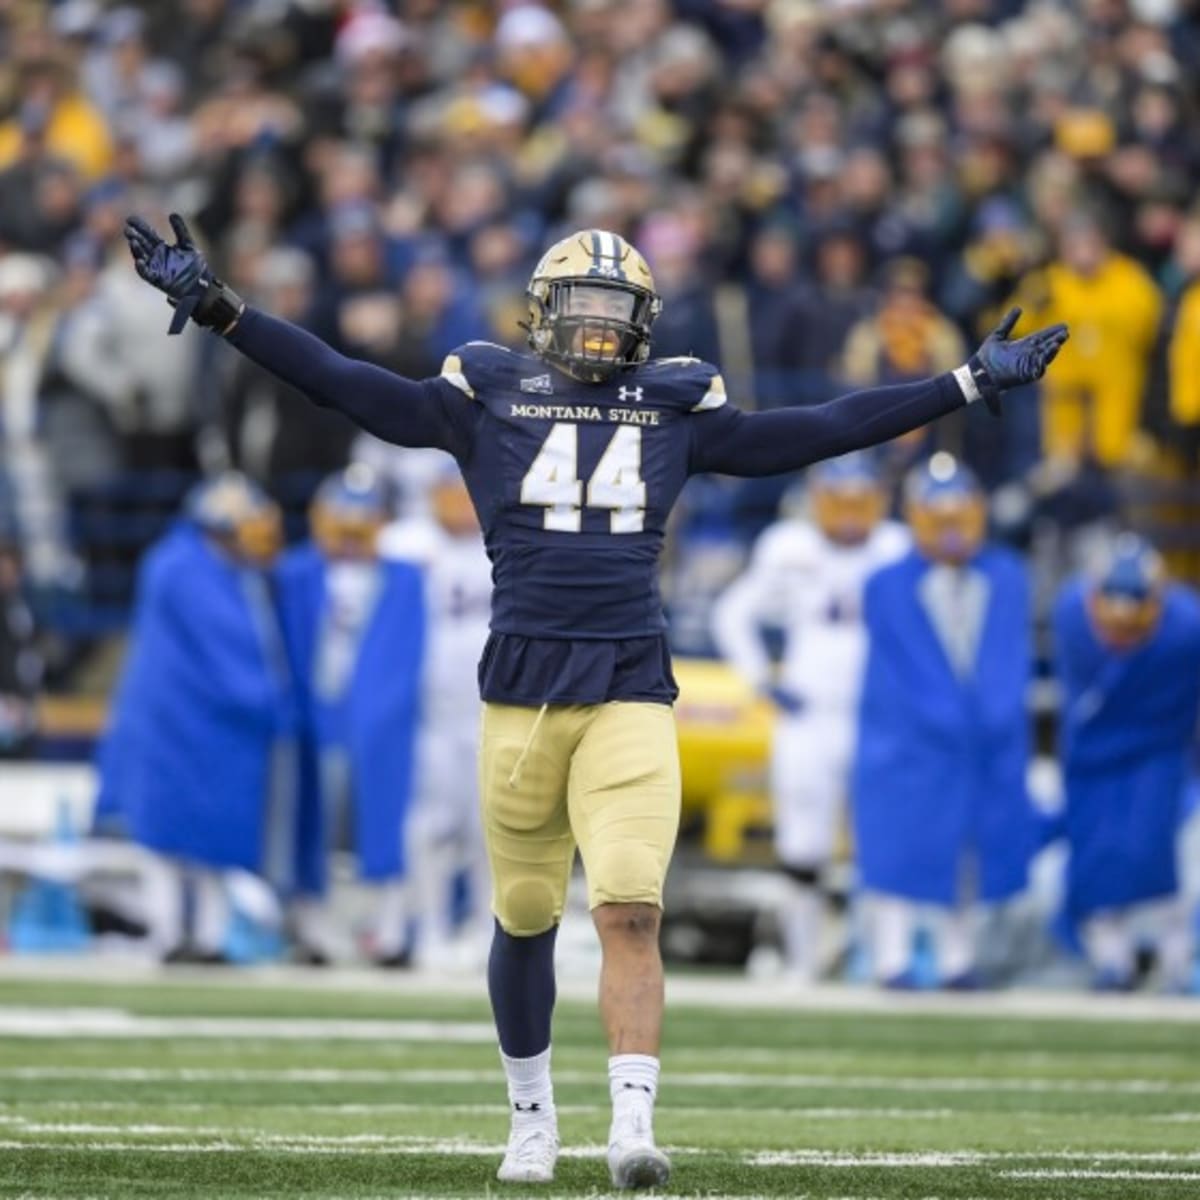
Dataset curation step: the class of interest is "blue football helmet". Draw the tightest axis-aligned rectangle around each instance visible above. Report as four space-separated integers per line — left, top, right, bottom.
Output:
903 453 986 565
310 463 389 560
1088 533 1165 649
808 452 886 546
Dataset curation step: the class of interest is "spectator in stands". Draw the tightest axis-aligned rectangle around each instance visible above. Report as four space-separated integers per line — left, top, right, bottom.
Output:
278 466 426 966
854 455 1037 989
1015 211 1162 468
220 246 358 500
740 220 806 409
842 257 965 389
712 455 909 981
780 221 875 406
97 473 295 962
0 40 112 181
1161 217 1200 460
0 534 42 758
0 252 77 587
1053 536 1200 992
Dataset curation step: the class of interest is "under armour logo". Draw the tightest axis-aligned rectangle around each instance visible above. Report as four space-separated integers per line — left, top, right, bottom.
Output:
520 374 554 394
617 386 644 404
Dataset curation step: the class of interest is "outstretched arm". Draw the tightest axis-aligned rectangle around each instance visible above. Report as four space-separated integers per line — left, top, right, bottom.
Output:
226 308 475 455
123 213 476 457
690 309 1068 478
691 374 962 477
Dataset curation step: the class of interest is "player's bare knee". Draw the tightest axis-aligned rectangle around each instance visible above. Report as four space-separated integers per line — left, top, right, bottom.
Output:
497 878 561 937
594 901 661 945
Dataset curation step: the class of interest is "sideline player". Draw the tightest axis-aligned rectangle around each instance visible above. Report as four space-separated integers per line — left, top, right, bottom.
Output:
711 454 908 980
123 214 1068 1190
380 459 495 968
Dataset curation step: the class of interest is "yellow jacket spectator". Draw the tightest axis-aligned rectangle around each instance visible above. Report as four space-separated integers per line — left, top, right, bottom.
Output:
842 258 965 387
1016 216 1161 466
0 60 113 183
1169 285 1200 429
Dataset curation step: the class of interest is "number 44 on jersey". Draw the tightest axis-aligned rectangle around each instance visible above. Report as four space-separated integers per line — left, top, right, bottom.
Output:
521 423 646 533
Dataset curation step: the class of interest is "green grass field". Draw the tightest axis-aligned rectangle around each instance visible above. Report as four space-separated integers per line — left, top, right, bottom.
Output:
0 966 1199 1199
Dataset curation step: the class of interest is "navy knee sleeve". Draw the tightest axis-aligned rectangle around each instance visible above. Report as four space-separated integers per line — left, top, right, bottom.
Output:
487 920 558 1058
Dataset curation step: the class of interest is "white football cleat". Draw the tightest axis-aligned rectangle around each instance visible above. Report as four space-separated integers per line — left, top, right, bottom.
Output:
608 1101 671 1190
497 1117 559 1184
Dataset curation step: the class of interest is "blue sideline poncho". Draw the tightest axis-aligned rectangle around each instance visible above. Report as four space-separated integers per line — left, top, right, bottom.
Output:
1054 581 1200 918
853 547 1037 905
277 544 425 890
99 524 297 870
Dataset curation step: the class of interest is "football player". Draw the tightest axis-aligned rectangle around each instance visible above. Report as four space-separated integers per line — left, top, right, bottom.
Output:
277 466 426 966
380 458 495 968
123 214 1068 1190
854 456 1037 988
99 472 293 962
1054 535 1200 991
711 453 908 981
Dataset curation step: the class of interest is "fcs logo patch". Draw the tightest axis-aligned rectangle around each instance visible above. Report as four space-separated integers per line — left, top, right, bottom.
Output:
617 385 644 404
520 374 554 395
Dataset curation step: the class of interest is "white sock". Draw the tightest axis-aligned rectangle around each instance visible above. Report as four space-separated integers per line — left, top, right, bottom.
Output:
192 870 230 956
778 881 822 981
1084 911 1134 978
935 903 977 981
609 1053 659 1132
373 881 409 957
868 894 916 981
142 853 185 955
501 1047 555 1122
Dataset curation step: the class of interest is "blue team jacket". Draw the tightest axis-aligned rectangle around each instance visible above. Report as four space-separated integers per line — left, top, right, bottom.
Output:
277 544 425 889
853 547 1036 904
1054 581 1200 916
98 525 297 870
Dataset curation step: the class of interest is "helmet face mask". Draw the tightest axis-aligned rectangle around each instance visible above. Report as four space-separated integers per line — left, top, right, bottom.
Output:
526 231 661 383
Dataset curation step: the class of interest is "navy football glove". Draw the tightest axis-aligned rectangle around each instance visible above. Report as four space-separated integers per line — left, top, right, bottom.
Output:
967 307 1069 416
123 213 244 335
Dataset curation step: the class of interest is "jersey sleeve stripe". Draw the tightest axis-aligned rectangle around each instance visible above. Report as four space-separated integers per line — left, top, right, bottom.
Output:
440 353 476 399
691 373 728 412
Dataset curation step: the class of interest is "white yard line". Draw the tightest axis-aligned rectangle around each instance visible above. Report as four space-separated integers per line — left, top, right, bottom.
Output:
749 1149 1200 1165
1001 1169 1200 1181
0 1101 961 1120
0 1007 494 1041
5 955 1200 1022
4 1063 1197 1095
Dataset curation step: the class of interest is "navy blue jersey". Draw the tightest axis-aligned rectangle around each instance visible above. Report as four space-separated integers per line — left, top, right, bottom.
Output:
432 341 724 643
228 308 967 706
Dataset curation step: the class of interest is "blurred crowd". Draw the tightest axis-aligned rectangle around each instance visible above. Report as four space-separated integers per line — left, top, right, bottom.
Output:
0 0 1199 986
0 0 1198 633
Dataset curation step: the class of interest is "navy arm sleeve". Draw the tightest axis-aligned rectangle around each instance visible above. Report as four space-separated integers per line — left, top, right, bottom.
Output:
689 374 964 477
225 307 478 459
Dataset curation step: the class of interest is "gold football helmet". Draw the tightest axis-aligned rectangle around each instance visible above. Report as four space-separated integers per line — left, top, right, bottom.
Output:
524 229 661 383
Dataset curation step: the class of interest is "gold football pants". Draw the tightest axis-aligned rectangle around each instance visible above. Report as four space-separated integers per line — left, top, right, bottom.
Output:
478 701 682 936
